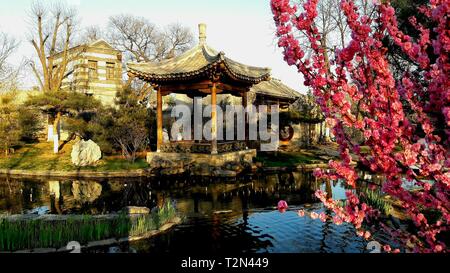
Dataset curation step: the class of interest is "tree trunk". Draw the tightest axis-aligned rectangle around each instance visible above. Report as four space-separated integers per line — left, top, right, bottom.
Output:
53 112 61 154
47 115 55 142
308 124 311 147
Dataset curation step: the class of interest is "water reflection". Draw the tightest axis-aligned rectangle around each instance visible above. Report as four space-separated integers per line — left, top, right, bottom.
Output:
0 171 373 253
0 171 349 216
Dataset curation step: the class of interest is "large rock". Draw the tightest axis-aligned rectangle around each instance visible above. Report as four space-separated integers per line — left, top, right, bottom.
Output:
148 156 191 175
71 139 102 167
190 163 212 176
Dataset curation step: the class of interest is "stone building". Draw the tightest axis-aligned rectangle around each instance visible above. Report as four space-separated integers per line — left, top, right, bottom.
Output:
52 39 123 105
47 39 123 142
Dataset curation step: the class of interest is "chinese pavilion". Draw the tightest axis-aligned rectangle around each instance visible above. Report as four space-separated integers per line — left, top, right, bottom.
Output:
127 24 299 166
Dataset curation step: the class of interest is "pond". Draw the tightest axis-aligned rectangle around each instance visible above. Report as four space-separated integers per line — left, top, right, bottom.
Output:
0 171 392 253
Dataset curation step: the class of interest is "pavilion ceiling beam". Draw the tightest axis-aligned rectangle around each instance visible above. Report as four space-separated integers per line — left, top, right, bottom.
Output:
158 84 246 95
197 88 214 94
160 83 211 92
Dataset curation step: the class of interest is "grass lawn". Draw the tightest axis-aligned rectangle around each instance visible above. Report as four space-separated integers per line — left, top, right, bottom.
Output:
255 151 324 168
0 142 148 172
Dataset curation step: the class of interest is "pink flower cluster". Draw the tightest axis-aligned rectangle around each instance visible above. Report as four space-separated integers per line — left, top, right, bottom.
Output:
271 0 449 253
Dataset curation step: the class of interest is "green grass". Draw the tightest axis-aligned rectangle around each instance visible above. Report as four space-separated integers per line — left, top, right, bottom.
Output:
0 142 148 172
0 201 177 252
81 158 149 172
255 151 323 167
334 188 393 216
359 188 393 216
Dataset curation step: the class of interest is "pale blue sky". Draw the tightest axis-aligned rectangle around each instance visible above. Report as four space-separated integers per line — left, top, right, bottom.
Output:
0 0 304 92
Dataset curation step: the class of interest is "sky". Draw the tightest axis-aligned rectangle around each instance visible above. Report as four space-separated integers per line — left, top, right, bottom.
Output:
0 0 305 93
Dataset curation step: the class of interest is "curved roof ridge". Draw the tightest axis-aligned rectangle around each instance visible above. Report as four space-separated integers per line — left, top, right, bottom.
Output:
250 79 301 101
202 43 219 56
224 56 271 72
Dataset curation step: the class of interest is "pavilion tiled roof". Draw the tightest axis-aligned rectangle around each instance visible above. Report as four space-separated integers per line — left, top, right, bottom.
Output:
250 79 301 101
127 43 271 84
127 23 300 104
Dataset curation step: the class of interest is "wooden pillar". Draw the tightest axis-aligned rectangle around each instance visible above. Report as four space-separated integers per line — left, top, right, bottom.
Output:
211 83 218 154
242 92 248 144
320 121 323 142
156 86 163 152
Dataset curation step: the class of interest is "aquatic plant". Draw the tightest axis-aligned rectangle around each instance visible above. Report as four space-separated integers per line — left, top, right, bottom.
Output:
0 201 177 252
359 188 393 216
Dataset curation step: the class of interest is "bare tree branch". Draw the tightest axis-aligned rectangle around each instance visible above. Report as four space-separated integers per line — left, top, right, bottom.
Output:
164 23 193 59
0 32 20 92
81 25 104 43
107 14 193 62
29 60 44 90
28 0 79 93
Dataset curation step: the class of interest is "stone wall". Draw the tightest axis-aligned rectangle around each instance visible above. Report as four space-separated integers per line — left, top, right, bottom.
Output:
146 149 257 176
147 149 256 167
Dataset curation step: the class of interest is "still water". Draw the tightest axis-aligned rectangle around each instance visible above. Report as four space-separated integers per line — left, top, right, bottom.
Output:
0 172 382 253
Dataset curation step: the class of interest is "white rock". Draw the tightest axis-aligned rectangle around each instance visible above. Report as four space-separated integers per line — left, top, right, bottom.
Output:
71 139 102 167
72 181 102 203
122 206 150 214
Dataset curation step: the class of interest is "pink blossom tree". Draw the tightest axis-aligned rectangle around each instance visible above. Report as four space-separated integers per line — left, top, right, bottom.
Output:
271 0 449 252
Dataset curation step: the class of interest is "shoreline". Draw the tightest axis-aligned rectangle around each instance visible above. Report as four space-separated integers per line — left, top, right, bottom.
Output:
0 143 347 178
0 168 154 178
0 161 340 178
